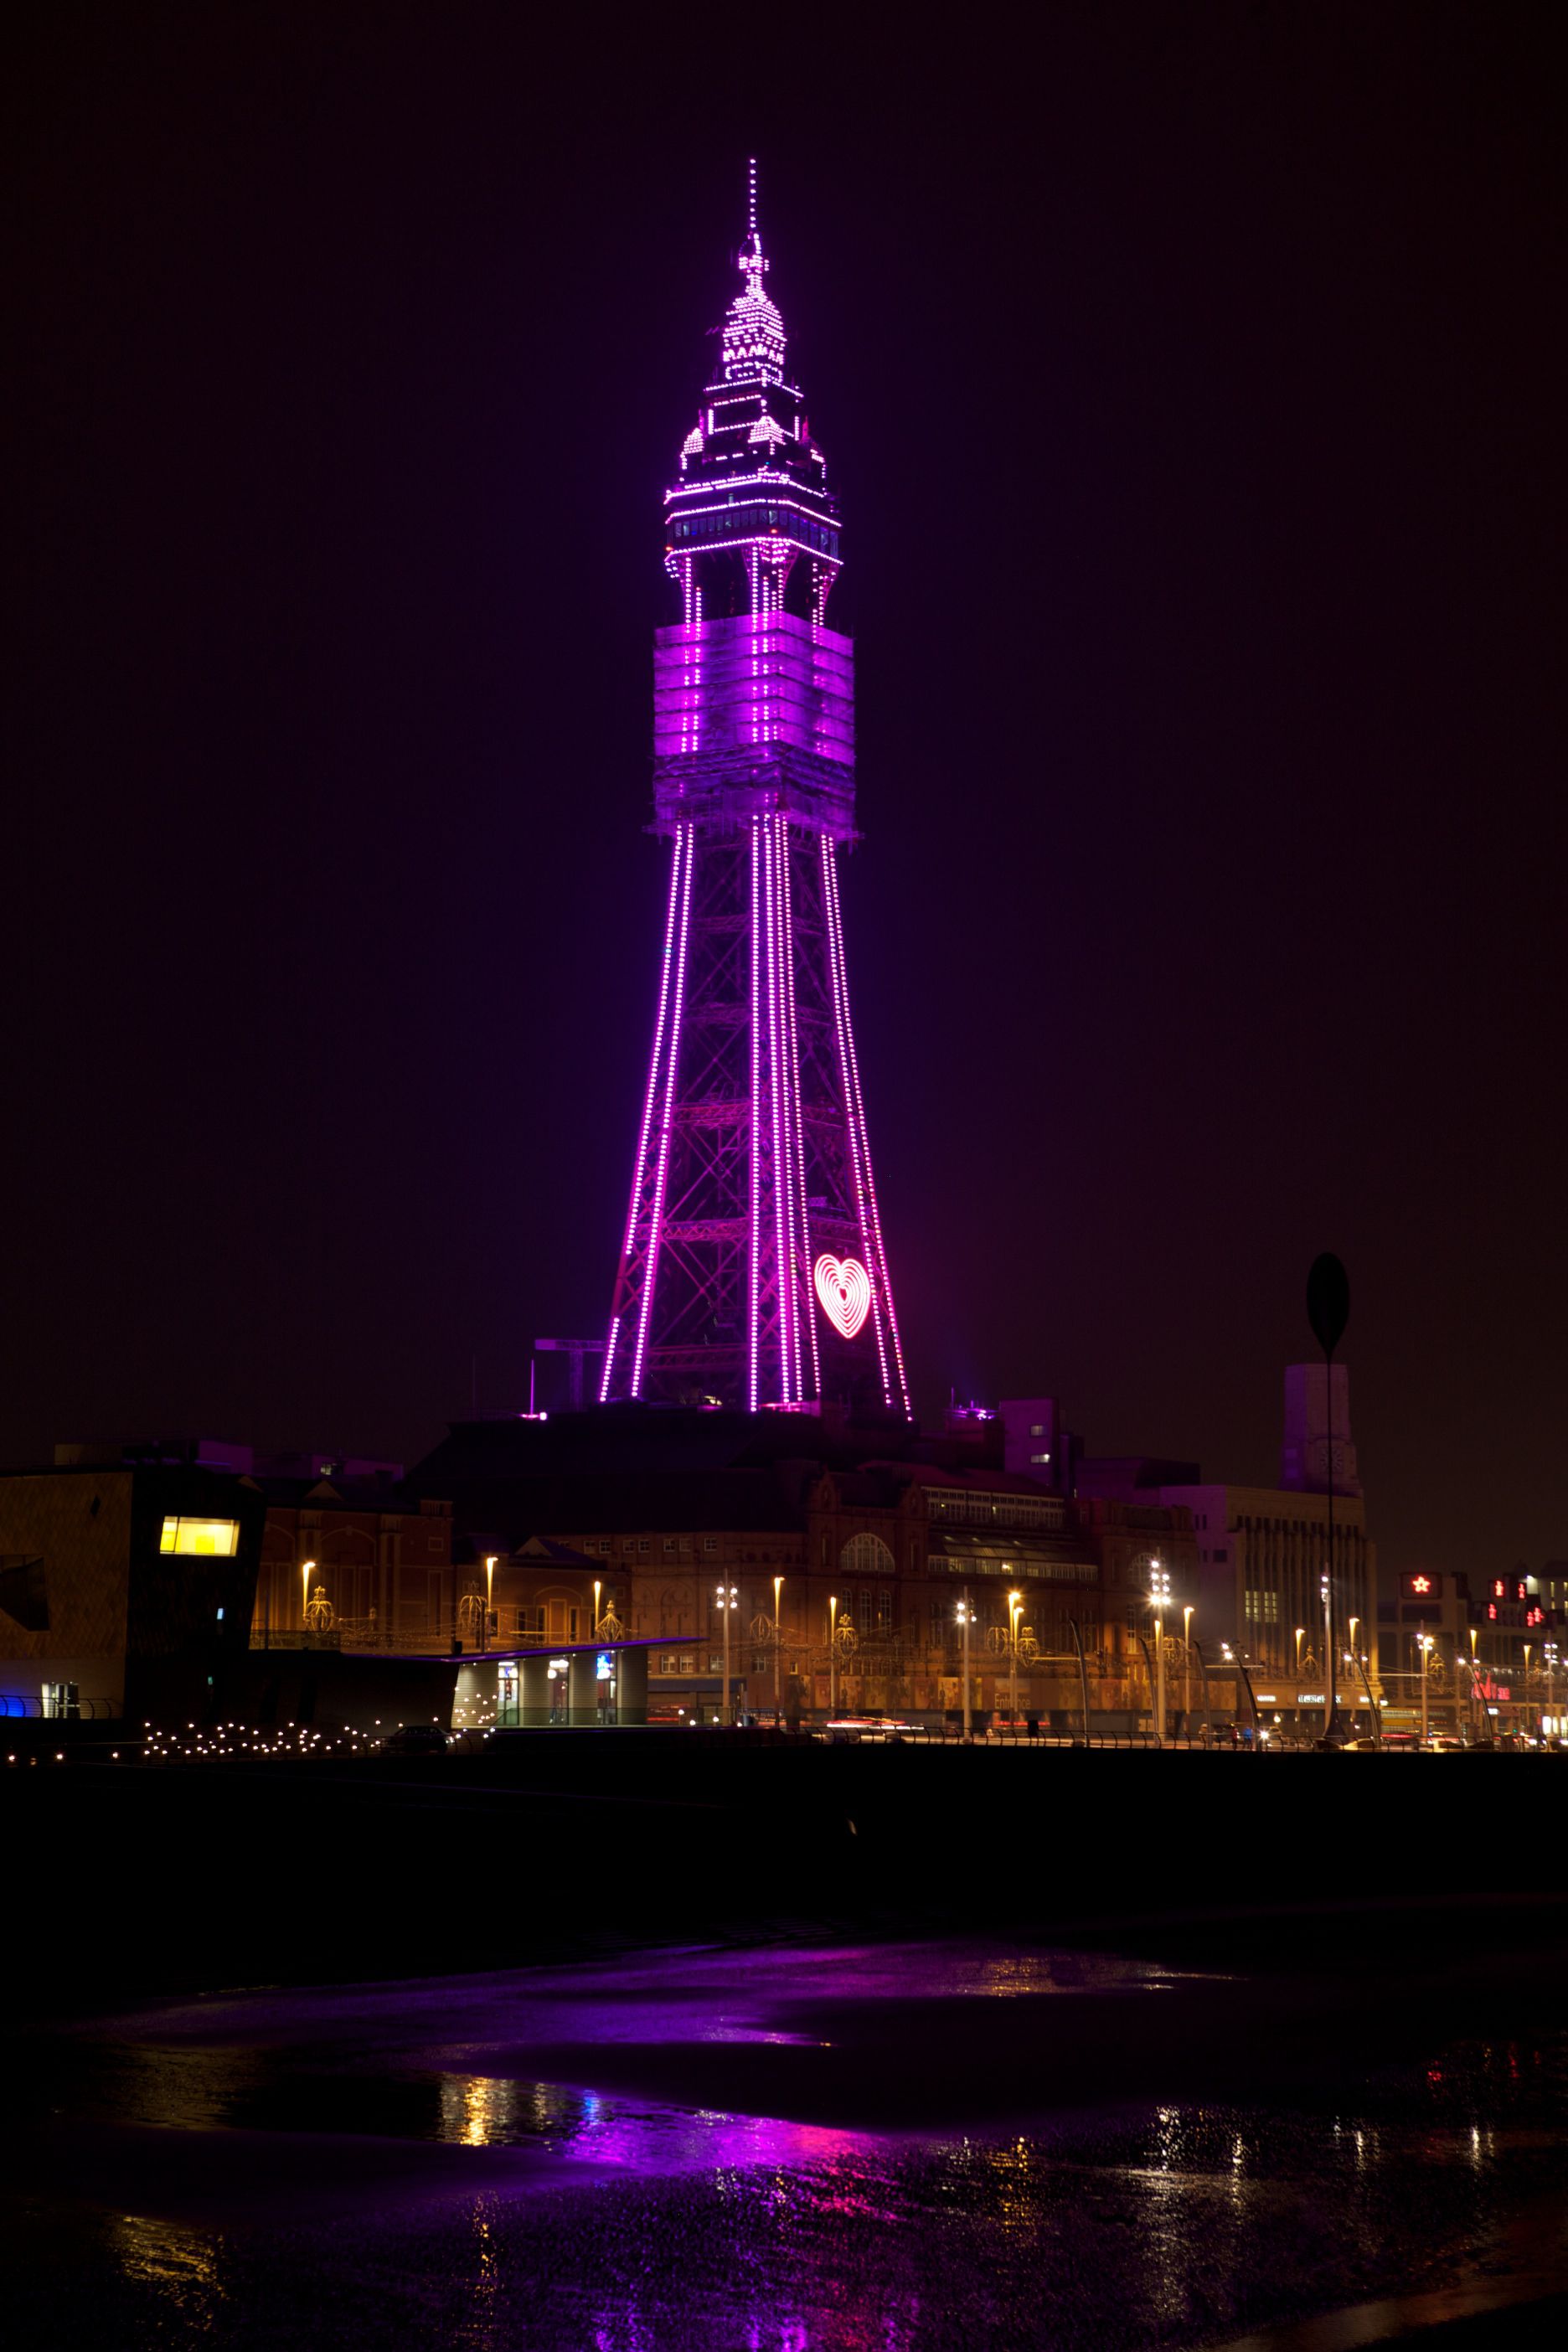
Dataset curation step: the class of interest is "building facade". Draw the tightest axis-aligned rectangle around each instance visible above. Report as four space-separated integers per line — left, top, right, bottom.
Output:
0 1447 267 1720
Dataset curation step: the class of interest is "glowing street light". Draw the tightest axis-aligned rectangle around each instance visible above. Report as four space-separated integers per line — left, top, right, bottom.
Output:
1295 1626 1306 1674
301 1557 316 1633
1419 1633 1434 1746
1149 1560 1172 1745
1008 1588 1023 1724
828 1594 838 1718
772 1573 784 1725
715 1582 739 1726
484 1555 497 1653
956 1593 974 1741
1184 1604 1194 1738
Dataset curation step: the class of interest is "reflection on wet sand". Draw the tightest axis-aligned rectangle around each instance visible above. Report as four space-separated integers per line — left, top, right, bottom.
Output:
6 1940 1568 2349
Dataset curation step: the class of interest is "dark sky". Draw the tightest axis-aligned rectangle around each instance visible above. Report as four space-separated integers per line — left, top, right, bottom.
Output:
8 4 1565 1574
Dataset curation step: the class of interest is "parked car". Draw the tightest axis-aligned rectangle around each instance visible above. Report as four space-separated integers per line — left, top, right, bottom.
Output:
382 1723 449 1754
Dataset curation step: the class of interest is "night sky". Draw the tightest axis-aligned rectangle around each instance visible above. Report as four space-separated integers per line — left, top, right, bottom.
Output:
8 4 1565 1574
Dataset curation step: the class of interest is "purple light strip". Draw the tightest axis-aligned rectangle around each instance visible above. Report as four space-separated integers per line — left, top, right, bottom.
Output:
819 833 892 1405
630 823 694 1400
778 813 817 1396
601 826 688 1402
823 842 909 1413
748 818 761 1412
763 815 792 1400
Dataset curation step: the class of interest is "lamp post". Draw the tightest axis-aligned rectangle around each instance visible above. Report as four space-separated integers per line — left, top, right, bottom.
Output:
1183 1606 1194 1740
1321 1571 1334 1738
828 1595 838 1719
1149 1560 1171 1745
484 1555 497 1653
1008 1589 1023 1723
1348 1615 1359 1730
773 1574 783 1725
956 1594 974 1740
715 1582 738 1726
301 1557 316 1637
1416 1632 1436 1745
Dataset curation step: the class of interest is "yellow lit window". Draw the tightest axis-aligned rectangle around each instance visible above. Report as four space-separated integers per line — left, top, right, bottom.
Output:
159 1516 240 1557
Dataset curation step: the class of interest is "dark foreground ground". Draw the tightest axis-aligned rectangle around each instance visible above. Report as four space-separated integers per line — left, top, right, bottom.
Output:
5 1736 1565 2348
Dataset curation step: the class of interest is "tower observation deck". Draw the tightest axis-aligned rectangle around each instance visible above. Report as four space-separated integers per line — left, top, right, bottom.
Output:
600 166 908 1416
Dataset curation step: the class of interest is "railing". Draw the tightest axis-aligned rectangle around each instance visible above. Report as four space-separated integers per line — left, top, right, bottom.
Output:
0 1693 118 1720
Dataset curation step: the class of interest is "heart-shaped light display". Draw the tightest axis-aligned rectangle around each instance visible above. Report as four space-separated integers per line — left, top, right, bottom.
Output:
813 1252 871 1341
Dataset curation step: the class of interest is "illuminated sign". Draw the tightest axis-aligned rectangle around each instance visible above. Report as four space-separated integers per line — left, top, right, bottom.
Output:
1401 1572 1438 1598
1255 1693 1277 1704
1298 1691 1325 1705
1492 1579 1508 1601
813 1251 871 1339
1515 1579 1529 1603
1488 1603 1498 1622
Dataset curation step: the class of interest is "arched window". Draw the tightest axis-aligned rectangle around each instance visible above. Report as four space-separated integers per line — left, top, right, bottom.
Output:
838 1531 895 1579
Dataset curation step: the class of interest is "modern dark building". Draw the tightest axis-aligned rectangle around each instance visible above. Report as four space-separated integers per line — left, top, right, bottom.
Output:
0 1441 268 1721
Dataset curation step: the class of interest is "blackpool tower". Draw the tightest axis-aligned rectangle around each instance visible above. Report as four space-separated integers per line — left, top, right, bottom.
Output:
600 168 908 1416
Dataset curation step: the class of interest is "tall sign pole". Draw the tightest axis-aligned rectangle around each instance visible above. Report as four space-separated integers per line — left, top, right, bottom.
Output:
1306 1252 1350 1741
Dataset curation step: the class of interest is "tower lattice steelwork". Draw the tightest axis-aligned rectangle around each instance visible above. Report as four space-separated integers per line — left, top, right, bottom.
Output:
600 168 907 1416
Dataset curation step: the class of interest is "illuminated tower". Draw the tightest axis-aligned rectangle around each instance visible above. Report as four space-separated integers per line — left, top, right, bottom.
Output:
600 166 907 1416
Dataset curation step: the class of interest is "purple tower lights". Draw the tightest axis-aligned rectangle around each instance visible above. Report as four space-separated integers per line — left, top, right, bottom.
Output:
601 167 908 1417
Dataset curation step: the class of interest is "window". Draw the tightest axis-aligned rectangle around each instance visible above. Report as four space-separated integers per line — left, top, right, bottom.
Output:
704 1539 717 1553
839 1531 895 1578
855 1587 873 1632
1029 1424 1044 1437
638 1539 650 1553
1030 1451 1050 1465
663 1539 675 1554
159 1516 240 1557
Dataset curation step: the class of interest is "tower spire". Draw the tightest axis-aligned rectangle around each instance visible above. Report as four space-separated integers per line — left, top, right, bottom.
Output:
740 157 767 297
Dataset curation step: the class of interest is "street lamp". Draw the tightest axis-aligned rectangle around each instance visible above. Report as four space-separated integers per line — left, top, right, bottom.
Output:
301 1557 316 1635
773 1574 784 1725
715 1582 739 1726
484 1555 497 1653
828 1595 838 1718
1008 1589 1023 1723
1321 1571 1335 1736
1418 1633 1434 1746
1184 1605 1194 1738
1148 1560 1171 1745
956 1594 973 1741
